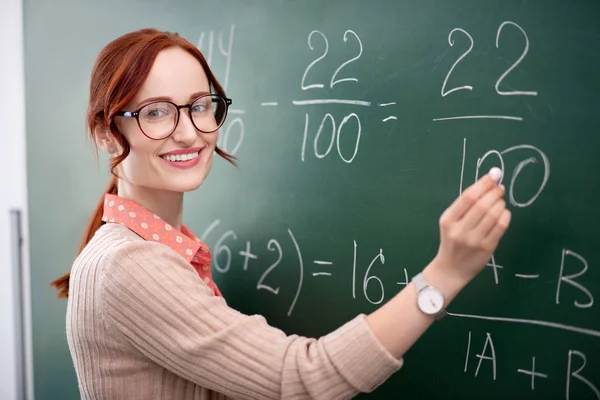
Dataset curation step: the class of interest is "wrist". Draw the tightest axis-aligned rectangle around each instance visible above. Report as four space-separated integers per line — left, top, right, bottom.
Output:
421 257 470 303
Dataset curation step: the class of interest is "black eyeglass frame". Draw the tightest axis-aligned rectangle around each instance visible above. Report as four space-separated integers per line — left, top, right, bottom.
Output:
115 94 232 140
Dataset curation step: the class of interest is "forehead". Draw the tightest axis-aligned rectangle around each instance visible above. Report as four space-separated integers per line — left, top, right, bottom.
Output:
132 47 210 104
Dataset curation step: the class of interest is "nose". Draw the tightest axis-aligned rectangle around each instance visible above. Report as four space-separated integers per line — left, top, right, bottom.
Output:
170 109 198 145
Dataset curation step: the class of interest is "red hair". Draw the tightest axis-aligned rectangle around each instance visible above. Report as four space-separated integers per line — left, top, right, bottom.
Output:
51 28 235 298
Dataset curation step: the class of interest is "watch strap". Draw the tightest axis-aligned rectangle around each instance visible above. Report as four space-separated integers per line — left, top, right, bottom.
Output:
412 272 427 291
434 309 448 320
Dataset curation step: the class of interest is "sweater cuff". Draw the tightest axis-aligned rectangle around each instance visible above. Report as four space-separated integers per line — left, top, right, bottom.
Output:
322 314 403 393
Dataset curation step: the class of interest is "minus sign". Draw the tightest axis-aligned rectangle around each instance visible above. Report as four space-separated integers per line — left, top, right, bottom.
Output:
261 102 278 106
515 274 540 279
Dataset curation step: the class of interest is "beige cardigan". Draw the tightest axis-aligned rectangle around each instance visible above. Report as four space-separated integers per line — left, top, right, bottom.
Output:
66 223 403 399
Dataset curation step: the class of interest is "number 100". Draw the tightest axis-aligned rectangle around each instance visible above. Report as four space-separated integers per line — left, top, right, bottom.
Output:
301 112 362 163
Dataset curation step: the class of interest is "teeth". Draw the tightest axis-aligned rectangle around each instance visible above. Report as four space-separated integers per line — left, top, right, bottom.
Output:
163 151 199 162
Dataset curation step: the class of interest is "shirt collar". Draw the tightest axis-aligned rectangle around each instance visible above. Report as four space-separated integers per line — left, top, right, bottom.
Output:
102 193 207 263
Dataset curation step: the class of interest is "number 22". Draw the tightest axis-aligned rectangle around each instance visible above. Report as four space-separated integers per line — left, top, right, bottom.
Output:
441 21 538 97
301 29 363 90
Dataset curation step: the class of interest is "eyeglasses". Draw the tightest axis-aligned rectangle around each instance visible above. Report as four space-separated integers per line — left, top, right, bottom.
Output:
116 94 232 140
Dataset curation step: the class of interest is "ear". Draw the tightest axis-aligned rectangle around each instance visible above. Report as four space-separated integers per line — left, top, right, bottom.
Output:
95 126 117 156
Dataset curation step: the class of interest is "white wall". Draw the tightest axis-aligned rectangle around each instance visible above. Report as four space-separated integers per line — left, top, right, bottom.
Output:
0 0 34 399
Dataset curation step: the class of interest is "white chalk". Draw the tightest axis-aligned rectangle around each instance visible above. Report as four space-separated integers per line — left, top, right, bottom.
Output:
489 167 502 183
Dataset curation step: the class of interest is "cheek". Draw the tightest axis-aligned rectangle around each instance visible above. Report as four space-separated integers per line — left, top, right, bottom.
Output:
120 150 152 180
207 132 219 148
123 128 163 159
119 140 162 178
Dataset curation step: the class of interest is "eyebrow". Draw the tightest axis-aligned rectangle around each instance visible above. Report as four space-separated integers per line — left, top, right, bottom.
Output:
134 91 210 109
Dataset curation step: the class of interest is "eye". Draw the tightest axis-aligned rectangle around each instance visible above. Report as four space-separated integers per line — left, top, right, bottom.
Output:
141 102 173 120
145 108 169 118
191 104 206 113
191 98 211 113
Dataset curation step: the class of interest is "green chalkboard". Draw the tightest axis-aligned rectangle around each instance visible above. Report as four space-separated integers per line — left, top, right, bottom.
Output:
25 0 599 399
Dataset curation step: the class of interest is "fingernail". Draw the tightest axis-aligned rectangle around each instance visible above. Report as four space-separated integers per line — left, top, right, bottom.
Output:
489 167 502 183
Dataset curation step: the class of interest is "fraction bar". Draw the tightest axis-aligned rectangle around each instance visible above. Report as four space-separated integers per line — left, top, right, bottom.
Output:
260 102 278 106
448 312 600 338
432 115 523 121
292 99 371 106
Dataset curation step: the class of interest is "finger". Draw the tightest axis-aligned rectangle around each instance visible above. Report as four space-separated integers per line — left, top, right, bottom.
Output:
444 168 502 222
460 184 505 230
472 197 506 237
485 209 512 245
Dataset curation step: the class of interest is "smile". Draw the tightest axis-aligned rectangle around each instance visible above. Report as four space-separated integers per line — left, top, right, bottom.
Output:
161 151 199 162
159 147 204 169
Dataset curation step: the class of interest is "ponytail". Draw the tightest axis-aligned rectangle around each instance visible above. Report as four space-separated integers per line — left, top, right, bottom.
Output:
51 176 118 298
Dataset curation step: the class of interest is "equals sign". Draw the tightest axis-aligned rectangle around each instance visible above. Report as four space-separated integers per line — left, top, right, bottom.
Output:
379 102 397 122
313 260 332 276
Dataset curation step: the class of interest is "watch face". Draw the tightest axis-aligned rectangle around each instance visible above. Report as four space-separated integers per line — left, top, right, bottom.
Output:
418 287 444 315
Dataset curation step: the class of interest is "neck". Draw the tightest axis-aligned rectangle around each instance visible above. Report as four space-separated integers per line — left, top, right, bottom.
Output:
117 181 184 230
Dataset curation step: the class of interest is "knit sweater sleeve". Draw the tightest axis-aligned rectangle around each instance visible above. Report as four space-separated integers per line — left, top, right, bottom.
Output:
98 240 402 399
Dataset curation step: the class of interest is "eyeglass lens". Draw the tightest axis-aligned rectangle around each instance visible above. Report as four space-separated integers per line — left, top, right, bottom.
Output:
138 95 227 139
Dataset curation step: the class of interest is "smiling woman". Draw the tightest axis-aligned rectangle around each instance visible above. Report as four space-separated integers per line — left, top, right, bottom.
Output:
51 31 236 292
51 28 511 400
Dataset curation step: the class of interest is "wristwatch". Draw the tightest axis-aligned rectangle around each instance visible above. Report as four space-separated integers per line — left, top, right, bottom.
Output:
412 272 447 320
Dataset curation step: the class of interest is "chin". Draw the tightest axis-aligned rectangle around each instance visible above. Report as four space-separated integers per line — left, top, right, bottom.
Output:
164 175 207 193
158 156 213 192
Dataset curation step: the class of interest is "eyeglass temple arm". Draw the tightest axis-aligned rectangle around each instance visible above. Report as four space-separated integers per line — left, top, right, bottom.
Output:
119 111 137 118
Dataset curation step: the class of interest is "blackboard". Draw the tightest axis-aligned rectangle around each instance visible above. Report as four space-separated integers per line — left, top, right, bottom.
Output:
25 0 599 399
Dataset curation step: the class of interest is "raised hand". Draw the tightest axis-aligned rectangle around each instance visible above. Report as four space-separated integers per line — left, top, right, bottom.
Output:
434 167 511 283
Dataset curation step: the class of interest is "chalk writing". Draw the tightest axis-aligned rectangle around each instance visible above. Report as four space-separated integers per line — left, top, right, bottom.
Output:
460 138 550 208
517 357 548 390
434 21 537 121
567 350 600 400
201 219 596 337
301 110 362 163
441 28 474 97
198 25 244 156
198 25 234 92
463 331 598 395
474 332 497 380
256 239 282 295
295 29 369 163
495 21 538 96
556 249 594 309
239 241 257 271
301 30 362 90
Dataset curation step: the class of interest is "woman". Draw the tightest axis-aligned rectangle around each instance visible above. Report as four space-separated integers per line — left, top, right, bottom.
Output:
52 28 510 399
